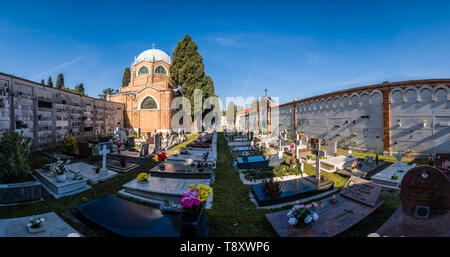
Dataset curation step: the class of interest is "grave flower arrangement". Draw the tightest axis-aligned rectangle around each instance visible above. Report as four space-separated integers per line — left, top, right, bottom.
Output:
180 184 212 213
27 216 45 228
351 161 357 169
50 158 70 175
156 152 167 162
287 202 319 227
136 172 149 183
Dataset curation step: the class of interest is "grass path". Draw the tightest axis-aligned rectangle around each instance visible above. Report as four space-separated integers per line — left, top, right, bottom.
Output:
207 133 402 237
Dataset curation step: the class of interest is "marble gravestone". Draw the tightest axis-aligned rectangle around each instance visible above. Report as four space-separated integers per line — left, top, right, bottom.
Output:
375 166 450 237
400 166 450 211
67 162 118 185
326 140 337 157
340 176 382 207
154 134 161 150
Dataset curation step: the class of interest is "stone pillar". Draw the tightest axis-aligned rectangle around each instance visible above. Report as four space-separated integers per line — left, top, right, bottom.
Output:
293 102 297 137
381 88 391 154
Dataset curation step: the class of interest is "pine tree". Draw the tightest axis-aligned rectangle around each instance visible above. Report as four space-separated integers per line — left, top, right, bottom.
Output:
40 79 45 86
226 101 238 124
73 83 85 95
98 88 116 100
47 76 53 87
122 67 130 88
170 35 216 115
55 73 65 89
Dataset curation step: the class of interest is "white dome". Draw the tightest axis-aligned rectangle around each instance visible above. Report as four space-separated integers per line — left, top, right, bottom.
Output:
135 48 171 64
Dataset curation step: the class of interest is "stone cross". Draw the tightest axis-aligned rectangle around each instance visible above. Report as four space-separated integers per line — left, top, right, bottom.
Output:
396 151 402 163
99 144 110 176
312 139 325 185
278 133 283 159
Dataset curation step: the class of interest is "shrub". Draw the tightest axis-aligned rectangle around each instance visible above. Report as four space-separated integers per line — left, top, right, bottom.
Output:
63 135 77 151
0 131 32 183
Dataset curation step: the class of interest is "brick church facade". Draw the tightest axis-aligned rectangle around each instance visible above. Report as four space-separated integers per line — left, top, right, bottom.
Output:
108 47 182 135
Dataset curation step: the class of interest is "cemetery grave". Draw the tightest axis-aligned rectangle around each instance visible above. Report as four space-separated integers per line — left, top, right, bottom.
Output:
149 163 214 180
31 165 91 199
375 166 450 237
336 156 385 179
72 195 208 237
0 212 82 237
371 162 417 190
67 160 118 185
63 141 92 159
266 176 384 237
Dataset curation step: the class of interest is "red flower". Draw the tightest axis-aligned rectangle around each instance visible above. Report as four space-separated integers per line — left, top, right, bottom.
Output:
157 152 167 162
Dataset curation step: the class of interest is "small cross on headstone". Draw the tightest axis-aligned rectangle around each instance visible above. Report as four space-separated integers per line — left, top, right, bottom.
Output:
99 145 110 176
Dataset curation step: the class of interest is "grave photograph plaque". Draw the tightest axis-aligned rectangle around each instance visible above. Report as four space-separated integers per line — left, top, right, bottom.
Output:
339 176 382 207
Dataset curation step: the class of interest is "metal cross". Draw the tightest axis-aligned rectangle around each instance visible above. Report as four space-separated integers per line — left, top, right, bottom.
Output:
334 209 354 220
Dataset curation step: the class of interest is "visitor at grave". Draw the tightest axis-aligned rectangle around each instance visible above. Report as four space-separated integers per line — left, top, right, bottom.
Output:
428 154 434 166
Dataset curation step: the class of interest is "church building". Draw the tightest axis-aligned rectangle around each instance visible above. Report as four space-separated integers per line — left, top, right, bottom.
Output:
108 46 181 136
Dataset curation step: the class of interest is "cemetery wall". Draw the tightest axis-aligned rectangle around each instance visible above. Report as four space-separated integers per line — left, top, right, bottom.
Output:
275 79 450 155
0 72 125 149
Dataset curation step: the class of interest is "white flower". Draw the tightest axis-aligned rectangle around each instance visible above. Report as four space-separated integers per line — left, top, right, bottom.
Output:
286 211 294 218
304 215 313 224
312 212 319 221
288 217 298 226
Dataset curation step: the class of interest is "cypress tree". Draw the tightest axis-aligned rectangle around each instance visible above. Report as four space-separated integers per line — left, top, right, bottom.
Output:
40 79 45 86
170 35 216 115
47 76 53 87
55 73 65 89
122 67 130 88
73 83 85 95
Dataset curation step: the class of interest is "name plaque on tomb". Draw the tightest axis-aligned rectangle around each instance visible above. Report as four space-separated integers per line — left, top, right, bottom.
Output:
339 176 381 207
400 165 450 211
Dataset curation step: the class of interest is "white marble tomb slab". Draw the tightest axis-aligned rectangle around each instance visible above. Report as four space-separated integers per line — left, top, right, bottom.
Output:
120 176 213 208
371 162 417 190
67 162 118 184
0 212 83 237
31 169 91 199
319 155 358 172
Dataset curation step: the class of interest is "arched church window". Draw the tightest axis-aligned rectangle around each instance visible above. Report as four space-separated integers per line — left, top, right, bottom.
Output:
155 66 167 74
141 97 158 109
138 66 149 75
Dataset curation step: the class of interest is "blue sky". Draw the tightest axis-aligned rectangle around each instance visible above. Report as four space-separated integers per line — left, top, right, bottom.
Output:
1 0 450 105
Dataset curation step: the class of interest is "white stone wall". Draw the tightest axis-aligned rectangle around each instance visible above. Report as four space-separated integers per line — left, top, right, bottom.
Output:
275 84 450 154
390 85 450 154
289 91 384 152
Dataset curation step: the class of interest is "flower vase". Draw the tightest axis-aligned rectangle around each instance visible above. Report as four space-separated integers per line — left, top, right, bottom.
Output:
56 174 66 183
181 202 204 223
294 221 313 229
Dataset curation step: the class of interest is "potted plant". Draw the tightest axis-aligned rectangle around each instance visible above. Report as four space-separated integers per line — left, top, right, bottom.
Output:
50 159 69 183
156 152 167 162
27 216 45 229
137 172 149 183
63 135 77 152
180 184 212 219
286 202 319 228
